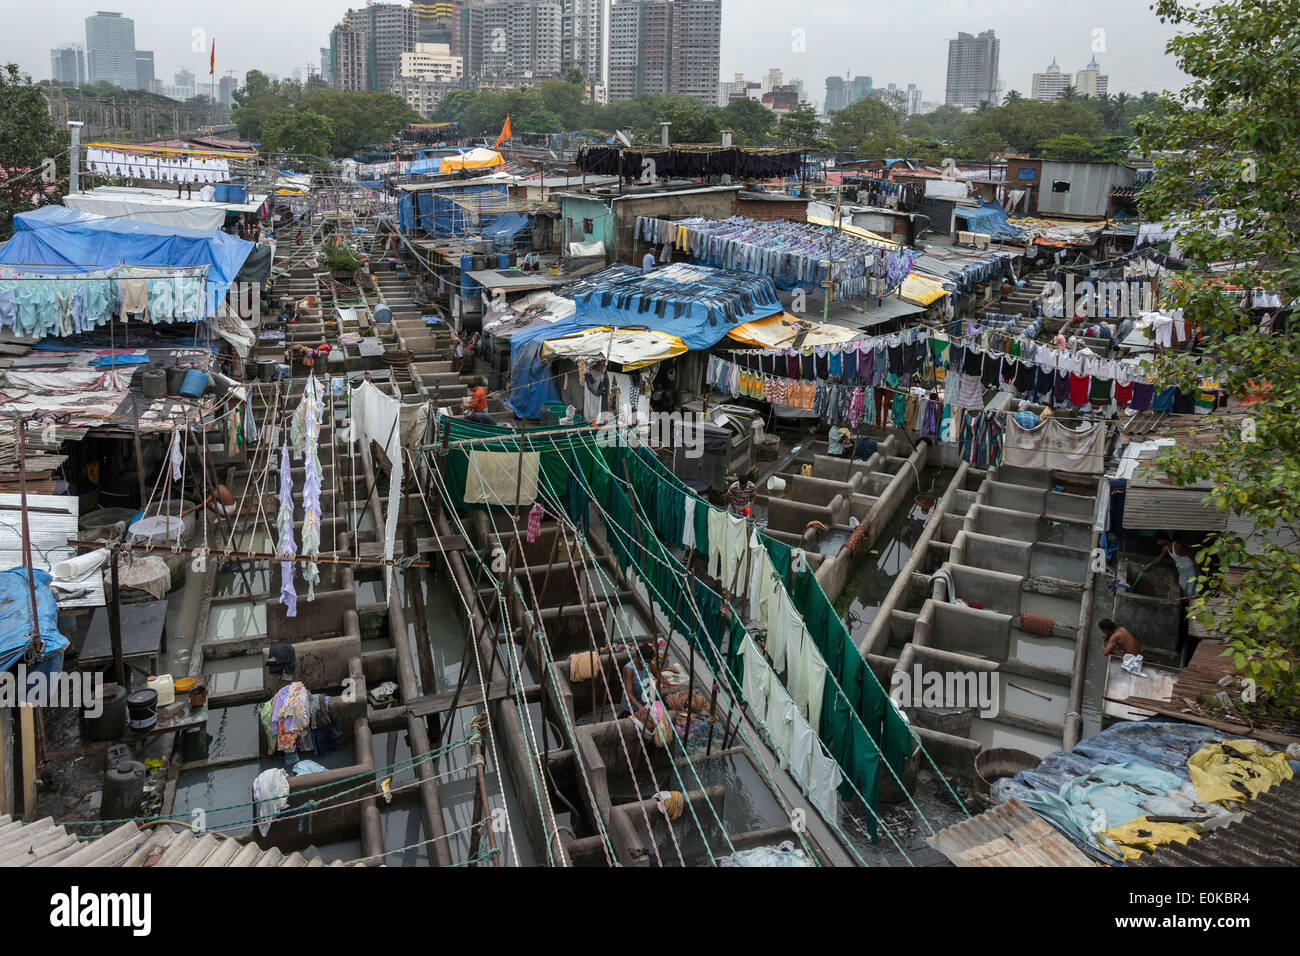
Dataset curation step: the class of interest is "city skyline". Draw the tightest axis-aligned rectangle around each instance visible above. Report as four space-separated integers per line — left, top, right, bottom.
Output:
11 0 1187 110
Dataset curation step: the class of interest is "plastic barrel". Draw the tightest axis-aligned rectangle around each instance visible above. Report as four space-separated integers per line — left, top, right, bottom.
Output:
102 760 146 821
373 303 391 324
227 182 247 203
140 367 166 398
126 689 158 730
84 686 128 742
214 183 231 202
165 364 188 395
498 252 511 268
258 359 276 382
179 369 209 399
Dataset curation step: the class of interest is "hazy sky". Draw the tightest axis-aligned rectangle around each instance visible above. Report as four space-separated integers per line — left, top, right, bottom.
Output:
6 0 1189 108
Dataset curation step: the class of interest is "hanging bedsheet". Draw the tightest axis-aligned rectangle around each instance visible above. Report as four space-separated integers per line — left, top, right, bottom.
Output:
636 216 916 301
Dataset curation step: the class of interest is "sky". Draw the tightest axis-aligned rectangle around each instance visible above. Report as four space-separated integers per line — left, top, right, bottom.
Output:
5 0 1189 108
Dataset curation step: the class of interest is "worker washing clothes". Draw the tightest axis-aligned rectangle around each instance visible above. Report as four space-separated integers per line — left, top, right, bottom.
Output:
1142 532 1199 599
1099 618 1146 676
459 380 495 426
725 472 758 516
620 640 662 721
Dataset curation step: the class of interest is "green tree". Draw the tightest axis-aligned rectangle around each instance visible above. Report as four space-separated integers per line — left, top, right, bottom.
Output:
260 108 333 159
959 128 1009 162
826 96 903 152
777 102 824 148
719 97 776 145
1038 132 1100 160
1003 89 1023 106
1134 0 1300 714
0 64 67 238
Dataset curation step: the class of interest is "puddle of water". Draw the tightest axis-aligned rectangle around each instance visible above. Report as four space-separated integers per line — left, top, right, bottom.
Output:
1030 548 1087 581
206 704 260 759
206 654 267 697
207 602 267 642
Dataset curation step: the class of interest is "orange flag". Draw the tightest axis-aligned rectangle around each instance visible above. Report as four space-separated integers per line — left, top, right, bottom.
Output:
493 114 511 149
210 40 215 76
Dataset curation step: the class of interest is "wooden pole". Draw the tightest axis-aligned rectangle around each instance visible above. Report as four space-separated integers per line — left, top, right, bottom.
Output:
131 394 148 510
108 548 126 688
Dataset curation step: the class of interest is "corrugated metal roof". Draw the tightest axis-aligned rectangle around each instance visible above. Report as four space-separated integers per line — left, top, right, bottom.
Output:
1132 775 1300 867
0 493 104 609
927 797 1097 867
0 818 359 867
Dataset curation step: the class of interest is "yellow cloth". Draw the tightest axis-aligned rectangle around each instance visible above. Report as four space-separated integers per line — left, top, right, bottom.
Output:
1187 739 1294 806
726 313 859 350
1101 816 1201 862
655 790 685 821
568 651 600 683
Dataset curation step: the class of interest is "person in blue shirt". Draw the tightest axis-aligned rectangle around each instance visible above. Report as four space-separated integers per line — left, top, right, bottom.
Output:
620 641 660 719
642 250 656 273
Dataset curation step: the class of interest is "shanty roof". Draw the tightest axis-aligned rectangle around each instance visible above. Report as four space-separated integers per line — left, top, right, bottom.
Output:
0 817 361 867
927 797 1097 867
0 493 104 609
1131 775 1300 867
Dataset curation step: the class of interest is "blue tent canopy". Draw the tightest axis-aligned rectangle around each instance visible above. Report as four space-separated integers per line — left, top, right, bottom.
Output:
0 206 257 313
953 198 1024 241
504 263 782 419
482 212 531 240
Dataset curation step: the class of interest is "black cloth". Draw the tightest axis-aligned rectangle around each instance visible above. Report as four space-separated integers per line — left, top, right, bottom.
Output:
980 352 1002 389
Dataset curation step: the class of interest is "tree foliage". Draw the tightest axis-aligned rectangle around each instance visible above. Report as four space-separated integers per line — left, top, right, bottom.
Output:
231 71 419 156
1 64 67 239
1134 0 1300 714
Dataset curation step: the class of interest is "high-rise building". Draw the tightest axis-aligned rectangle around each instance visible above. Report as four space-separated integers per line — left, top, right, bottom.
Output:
85 11 138 89
945 29 999 108
561 0 604 82
414 0 460 46
330 16 369 92
824 74 871 115
320 47 332 85
50 44 87 85
608 0 720 106
460 0 563 84
134 51 154 91
218 75 238 107
1031 57 1069 101
1074 55 1109 98
328 4 419 92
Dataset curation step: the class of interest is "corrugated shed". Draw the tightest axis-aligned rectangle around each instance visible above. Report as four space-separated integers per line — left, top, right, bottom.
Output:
927 797 1097 867
0 493 104 609
1132 775 1300 867
0 818 359 867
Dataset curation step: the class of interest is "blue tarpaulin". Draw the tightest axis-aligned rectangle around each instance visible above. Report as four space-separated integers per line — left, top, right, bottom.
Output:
953 198 1024 241
482 212 530 239
0 206 257 314
0 568 68 677
505 263 782 419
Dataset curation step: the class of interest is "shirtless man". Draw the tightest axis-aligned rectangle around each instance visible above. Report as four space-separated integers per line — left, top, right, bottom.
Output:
1098 619 1142 657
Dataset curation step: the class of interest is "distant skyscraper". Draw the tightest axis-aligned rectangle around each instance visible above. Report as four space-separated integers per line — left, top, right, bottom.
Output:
459 0 563 83
218 75 238 107
1031 57 1070 101
85 11 138 89
824 74 871 115
329 3 419 92
320 47 332 85
608 0 720 106
945 29 999 108
50 44 87 85
561 0 604 82
1074 55 1109 98
135 51 154 91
